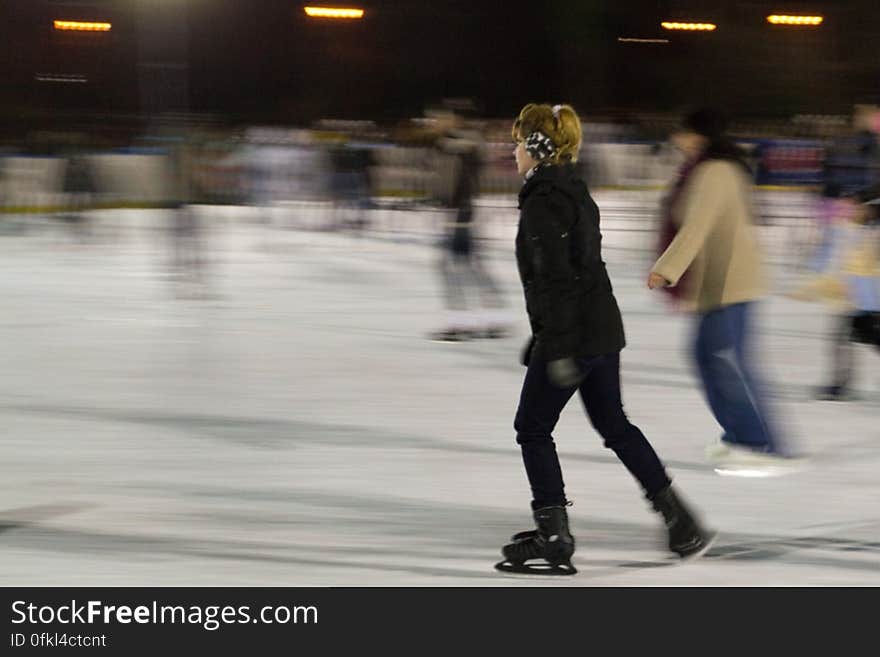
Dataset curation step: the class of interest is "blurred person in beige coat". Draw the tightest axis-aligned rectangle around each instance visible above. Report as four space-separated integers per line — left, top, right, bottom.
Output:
648 108 802 476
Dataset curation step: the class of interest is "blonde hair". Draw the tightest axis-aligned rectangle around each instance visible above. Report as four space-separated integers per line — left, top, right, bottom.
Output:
512 103 582 164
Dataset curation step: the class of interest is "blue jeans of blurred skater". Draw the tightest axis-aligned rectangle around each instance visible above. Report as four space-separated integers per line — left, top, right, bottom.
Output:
514 352 671 509
693 302 781 453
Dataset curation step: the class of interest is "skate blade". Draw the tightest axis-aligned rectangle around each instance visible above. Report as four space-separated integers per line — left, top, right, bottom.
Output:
711 449 810 477
713 466 781 478
494 560 578 576
713 460 809 478
677 531 718 562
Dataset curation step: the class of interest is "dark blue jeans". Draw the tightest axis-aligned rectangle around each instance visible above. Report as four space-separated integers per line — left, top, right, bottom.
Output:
514 352 671 509
693 302 780 453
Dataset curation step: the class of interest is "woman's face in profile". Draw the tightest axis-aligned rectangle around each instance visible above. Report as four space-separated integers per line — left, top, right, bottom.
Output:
514 140 536 176
671 130 708 160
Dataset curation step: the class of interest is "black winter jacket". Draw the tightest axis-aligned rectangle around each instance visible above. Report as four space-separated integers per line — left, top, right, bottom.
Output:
516 163 626 362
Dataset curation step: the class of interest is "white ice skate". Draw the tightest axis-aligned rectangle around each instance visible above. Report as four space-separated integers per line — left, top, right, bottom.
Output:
706 441 809 477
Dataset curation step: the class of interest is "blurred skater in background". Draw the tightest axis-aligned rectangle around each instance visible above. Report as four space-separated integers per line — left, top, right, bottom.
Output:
649 108 802 476
430 109 510 342
789 186 880 400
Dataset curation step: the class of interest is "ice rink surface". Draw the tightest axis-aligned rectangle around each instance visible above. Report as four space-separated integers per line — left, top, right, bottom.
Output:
1 198 878 586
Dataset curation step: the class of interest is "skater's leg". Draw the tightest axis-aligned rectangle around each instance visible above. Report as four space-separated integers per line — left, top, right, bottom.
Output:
432 243 476 339
170 206 186 280
499 357 580 574
577 352 713 558
464 211 504 312
179 206 201 287
470 254 503 305
468 246 510 335
729 303 783 451
694 310 736 443
696 304 777 452
577 352 670 497
190 206 207 286
830 314 856 390
514 356 579 509
867 312 880 353
449 212 479 314
440 239 468 310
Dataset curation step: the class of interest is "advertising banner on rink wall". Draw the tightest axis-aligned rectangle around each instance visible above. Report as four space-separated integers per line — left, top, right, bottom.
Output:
750 139 825 187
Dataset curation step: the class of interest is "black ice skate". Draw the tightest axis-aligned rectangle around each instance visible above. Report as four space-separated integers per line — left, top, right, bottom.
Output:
649 485 716 560
495 505 577 575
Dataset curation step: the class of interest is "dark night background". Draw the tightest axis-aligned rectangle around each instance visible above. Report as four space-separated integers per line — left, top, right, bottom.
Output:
1 0 879 127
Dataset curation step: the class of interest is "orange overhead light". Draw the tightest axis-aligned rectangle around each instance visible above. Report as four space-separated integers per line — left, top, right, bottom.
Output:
303 6 364 19
54 20 112 32
661 22 716 31
767 15 824 26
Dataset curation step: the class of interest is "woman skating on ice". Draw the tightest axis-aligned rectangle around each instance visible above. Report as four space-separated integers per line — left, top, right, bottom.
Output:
648 108 802 475
496 103 714 576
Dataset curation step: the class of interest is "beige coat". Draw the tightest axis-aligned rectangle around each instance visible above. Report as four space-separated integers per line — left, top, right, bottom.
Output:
652 160 766 312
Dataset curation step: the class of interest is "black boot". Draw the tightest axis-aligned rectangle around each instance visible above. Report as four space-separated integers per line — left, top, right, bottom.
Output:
505 503 575 544
495 506 577 575
649 485 716 559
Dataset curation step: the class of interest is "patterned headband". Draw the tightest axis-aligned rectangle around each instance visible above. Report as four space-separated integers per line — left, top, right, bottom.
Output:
525 130 556 161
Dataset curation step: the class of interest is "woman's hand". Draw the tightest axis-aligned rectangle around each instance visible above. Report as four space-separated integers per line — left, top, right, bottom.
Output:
547 358 583 388
647 272 670 290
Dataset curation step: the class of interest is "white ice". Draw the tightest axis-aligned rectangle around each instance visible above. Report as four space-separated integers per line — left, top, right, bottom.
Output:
0 195 878 586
